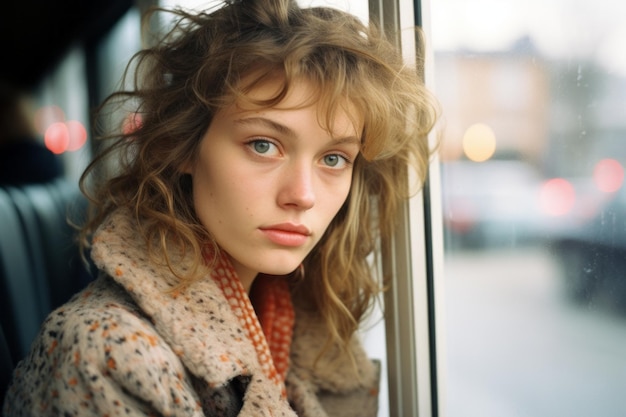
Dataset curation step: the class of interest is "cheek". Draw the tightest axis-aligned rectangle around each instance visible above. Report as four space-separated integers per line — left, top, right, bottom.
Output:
190 162 227 225
339 175 354 203
324 178 353 219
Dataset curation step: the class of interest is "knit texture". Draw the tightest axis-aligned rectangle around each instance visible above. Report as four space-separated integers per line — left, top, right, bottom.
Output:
209 252 294 397
2 209 379 417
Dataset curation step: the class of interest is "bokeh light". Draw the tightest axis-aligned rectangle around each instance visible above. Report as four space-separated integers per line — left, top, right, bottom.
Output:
462 123 497 162
65 120 88 151
122 112 143 136
43 120 87 154
539 178 576 216
44 122 70 154
593 158 624 193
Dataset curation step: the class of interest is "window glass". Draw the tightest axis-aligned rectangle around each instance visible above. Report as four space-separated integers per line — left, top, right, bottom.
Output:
29 7 142 184
431 1 626 415
31 47 91 183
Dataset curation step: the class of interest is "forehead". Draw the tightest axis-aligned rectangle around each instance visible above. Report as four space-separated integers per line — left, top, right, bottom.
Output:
231 75 364 139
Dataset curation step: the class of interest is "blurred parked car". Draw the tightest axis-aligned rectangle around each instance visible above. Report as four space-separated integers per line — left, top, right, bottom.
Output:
441 158 546 249
550 185 626 311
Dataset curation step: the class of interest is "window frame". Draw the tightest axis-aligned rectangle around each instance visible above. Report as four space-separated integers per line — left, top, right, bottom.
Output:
369 0 446 415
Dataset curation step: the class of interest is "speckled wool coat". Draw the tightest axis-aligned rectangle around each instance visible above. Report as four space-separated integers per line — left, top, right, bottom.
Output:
3 209 379 417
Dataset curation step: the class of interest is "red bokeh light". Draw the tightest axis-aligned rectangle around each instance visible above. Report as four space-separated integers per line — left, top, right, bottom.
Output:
65 120 88 151
44 122 70 154
593 158 624 193
122 112 143 136
43 120 88 154
540 178 576 216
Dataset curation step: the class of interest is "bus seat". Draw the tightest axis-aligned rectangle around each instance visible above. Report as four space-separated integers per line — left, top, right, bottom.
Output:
4 186 52 313
0 187 46 363
20 180 88 310
0 178 92 364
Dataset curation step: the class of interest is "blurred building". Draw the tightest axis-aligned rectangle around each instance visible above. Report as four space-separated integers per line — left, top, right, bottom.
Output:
434 38 551 165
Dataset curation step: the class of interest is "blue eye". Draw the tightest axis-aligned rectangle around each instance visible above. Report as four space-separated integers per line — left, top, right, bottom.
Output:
322 154 348 168
253 140 271 153
248 139 279 156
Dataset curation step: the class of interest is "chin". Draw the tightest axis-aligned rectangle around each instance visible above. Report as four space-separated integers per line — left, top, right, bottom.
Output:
257 258 303 277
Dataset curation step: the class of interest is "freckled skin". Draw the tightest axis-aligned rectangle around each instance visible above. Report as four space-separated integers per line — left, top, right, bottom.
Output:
187 79 361 291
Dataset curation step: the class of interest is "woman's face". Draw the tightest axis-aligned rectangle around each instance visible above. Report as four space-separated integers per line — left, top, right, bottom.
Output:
186 79 361 290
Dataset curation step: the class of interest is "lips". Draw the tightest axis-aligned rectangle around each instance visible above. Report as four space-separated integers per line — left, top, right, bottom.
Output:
259 223 311 247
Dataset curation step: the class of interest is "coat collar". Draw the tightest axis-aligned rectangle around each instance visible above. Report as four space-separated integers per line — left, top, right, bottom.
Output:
90 209 377 397
90 209 263 388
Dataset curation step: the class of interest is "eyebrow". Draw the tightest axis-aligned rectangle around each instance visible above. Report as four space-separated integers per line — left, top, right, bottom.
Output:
233 116 361 145
234 117 296 138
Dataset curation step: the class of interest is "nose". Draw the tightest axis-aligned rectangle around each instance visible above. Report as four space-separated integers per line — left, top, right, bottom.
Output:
277 162 315 210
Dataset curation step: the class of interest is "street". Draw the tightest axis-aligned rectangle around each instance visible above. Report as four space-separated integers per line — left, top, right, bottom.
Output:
444 246 626 416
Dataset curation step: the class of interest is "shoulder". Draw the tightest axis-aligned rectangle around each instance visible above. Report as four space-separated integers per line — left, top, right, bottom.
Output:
3 277 203 416
290 306 378 389
287 305 380 417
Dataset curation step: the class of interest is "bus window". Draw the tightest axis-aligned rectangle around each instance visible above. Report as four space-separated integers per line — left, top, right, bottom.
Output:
431 0 626 415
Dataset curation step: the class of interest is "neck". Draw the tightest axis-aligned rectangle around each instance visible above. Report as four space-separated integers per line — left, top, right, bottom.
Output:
230 260 258 293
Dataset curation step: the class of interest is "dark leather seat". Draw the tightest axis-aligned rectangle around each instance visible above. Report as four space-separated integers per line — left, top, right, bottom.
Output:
0 187 45 364
0 178 92 366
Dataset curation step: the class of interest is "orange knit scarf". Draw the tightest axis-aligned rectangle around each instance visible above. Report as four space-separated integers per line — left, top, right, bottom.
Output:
208 250 294 397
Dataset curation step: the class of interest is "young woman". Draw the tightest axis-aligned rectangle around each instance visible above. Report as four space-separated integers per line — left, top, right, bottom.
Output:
3 0 437 415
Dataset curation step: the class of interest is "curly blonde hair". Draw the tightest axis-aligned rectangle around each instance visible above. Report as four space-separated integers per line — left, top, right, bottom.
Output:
80 0 438 356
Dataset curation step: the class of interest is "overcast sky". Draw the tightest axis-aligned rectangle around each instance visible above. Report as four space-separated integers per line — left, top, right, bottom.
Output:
430 0 626 76
161 0 626 77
